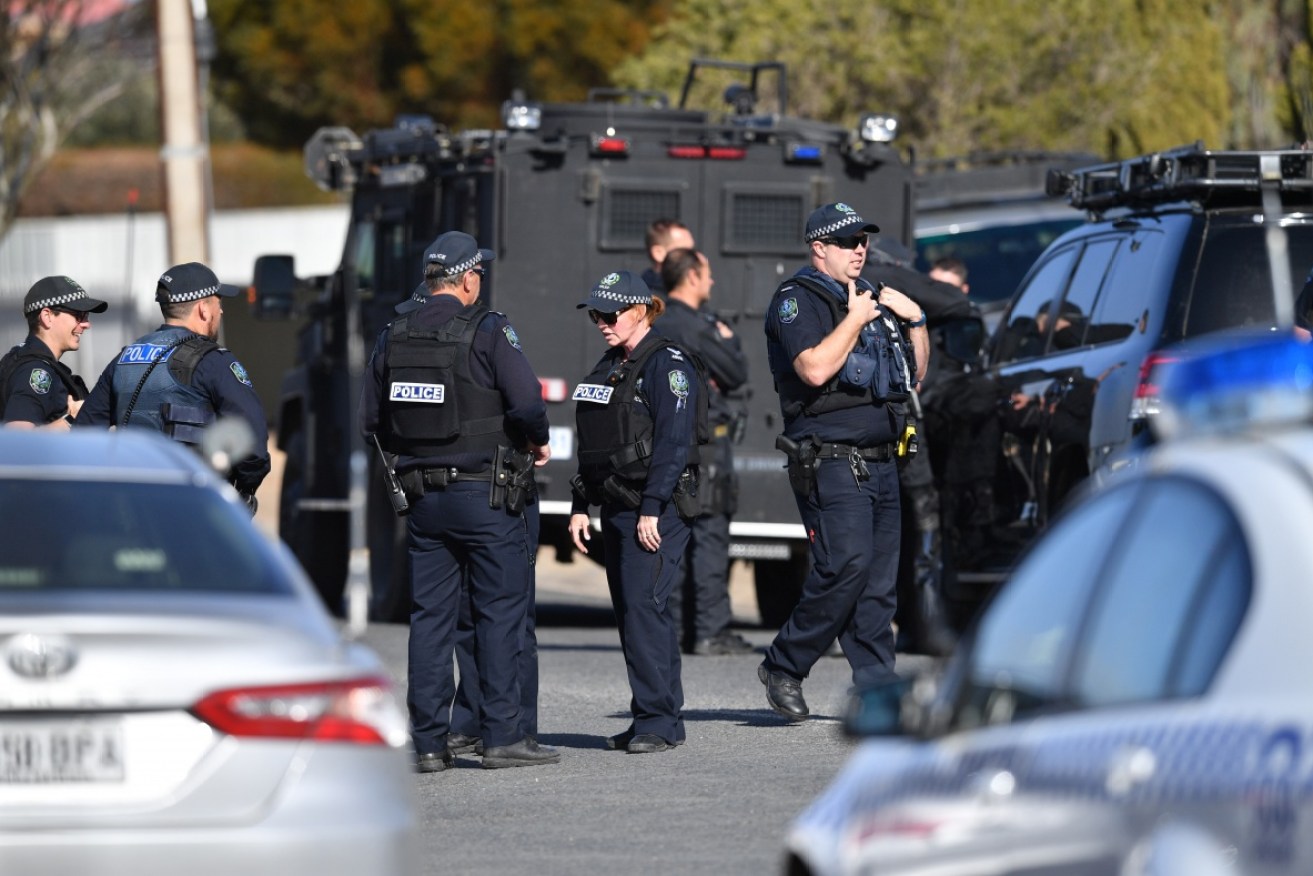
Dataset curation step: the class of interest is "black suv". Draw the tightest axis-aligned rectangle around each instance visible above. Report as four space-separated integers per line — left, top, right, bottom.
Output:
959 144 1313 595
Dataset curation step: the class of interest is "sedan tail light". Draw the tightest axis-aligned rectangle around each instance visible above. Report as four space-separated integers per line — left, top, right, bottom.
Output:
192 676 407 747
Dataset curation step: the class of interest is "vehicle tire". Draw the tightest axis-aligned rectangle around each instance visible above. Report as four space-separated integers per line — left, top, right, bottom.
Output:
280 427 347 614
753 550 807 629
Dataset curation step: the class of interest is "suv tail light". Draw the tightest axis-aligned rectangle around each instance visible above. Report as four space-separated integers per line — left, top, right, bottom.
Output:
192 676 407 747
1129 350 1178 423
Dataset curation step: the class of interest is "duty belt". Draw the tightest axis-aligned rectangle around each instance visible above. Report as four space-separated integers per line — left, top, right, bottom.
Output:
421 467 492 488
815 442 895 462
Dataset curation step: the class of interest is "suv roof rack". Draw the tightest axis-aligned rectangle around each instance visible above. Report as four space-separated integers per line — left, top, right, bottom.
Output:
916 151 1100 210
1046 142 1313 212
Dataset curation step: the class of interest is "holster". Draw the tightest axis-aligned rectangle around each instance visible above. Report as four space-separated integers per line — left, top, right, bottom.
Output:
601 475 643 510
672 468 701 520
491 445 535 513
776 433 820 498
161 403 213 447
571 474 604 507
399 468 425 501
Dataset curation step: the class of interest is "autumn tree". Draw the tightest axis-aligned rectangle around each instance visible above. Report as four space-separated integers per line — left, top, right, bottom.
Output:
614 0 1233 160
1 0 150 241
208 0 673 149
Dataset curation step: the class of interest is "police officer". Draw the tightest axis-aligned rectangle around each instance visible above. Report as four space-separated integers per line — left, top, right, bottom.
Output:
656 248 753 655
359 231 556 772
759 203 928 720
387 284 544 762
1 276 107 429
568 270 702 753
75 263 271 502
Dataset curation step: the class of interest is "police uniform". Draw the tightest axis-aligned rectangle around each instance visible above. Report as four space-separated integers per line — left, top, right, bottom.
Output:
1 276 107 426
760 204 921 719
570 271 702 749
655 295 751 653
359 231 554 770
75 263 270 498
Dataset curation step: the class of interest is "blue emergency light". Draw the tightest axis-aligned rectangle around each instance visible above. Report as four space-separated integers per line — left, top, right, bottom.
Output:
1154 330 1313 439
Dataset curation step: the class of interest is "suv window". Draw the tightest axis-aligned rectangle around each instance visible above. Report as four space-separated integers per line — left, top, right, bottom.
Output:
993 246 1078 365
1187 224 1313 337
1052 238 1120 350
955 481 1140 730
1071 477 1250 708
1085 229 1162 345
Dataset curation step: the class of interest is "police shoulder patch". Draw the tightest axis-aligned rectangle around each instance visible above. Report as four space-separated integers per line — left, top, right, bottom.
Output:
668 369 689 397
229 361 252 386
28 368 52 395
778 297 800 324
502 325 522 350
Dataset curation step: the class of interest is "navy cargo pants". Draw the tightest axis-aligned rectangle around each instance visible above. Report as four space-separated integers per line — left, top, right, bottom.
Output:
764 457 900 687
451 499 540 739
602 503 690 744
406 481 531 755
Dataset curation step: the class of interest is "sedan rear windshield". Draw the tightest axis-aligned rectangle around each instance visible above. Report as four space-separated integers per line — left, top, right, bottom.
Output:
0 480 293 595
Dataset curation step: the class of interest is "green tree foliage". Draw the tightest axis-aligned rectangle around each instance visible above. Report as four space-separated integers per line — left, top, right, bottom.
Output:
614 0 1233 159
208 0 672 149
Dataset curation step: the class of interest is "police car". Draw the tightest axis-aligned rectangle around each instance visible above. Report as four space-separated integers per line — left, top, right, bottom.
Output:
784 329 1313 875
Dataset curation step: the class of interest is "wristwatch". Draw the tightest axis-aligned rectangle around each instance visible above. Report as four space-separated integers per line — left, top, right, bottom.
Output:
906 310 927 328
64 414 76 425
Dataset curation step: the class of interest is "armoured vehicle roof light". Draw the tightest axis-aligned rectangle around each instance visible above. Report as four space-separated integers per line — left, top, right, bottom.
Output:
502 99 542 132
304 126 363 192
785 143 823 164
1153 330 1313 441
859 114 898 143
707 146 746 160
669 145 707 159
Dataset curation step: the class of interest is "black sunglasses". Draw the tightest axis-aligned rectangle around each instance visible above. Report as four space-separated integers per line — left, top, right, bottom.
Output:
469 266 485 276
588 306 632 326
51 306 92 322
821 234 869 250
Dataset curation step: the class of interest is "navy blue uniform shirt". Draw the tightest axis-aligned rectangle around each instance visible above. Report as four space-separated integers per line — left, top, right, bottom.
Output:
765 267 899 446
0 337 81 425
358 293 549 472
76 327 272 494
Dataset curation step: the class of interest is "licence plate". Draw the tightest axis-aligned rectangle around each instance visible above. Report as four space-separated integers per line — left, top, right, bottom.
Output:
0 720 125 783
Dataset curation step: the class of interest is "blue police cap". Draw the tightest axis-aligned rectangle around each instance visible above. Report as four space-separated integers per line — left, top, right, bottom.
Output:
577 271 652 312
805 202 880 242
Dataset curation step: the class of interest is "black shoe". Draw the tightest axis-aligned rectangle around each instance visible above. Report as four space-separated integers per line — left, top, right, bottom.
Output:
692 630 756 656
758 662 809 722
415 750 454 773
606 729 634 750
447 733 483 756
482 737 561 769
626 733 672 754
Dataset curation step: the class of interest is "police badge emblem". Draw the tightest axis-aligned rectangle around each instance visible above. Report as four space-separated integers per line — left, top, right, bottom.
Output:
779 297 799 324
229 361 253 386
503 325 522 350
668 369 689 412
29 368 52 395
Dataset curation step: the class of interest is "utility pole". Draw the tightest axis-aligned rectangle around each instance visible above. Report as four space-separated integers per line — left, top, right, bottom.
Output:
156 0 209 265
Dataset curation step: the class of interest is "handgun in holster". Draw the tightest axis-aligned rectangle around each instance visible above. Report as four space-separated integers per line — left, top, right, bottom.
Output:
776 433 820 498
491 445 536 513
601 475 643 510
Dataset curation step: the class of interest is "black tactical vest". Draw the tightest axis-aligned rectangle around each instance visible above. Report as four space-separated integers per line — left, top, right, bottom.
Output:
0 342 85 416
770 275 913 423
573 334 708 488
110 326 219 438
383 301 507 457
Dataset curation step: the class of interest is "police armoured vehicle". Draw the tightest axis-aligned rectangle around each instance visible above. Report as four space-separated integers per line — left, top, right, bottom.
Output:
249 60 914 621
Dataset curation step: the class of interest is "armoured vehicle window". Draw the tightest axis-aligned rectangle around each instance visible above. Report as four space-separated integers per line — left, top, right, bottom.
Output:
1187 224 1313 337
1085 229 1162 346
601 186 682 250
1072 477 1248 708
1052 238 1120 350
723 188 808 253
954 481 1140 729
993 246 1078 365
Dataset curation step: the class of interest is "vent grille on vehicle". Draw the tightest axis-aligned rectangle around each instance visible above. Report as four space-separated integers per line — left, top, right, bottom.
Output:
728 192 805 252
605 189 680 248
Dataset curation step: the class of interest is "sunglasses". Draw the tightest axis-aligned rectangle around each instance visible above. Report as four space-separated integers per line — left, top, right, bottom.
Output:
821 234 869 250
51 307 92 322
588 306 632 326
469 266 485 276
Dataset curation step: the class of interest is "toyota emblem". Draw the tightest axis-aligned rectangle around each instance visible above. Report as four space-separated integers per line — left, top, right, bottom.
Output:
6 633 78 679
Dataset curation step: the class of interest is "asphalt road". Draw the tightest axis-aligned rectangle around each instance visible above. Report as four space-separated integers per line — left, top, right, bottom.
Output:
357 553 936 876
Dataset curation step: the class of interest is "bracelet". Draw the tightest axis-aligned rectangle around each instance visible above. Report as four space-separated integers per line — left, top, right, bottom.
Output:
906 311 927 328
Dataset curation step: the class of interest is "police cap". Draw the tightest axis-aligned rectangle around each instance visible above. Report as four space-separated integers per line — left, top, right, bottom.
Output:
23 276 109 315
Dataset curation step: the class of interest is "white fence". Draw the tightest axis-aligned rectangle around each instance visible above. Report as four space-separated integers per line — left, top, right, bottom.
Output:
0 205 350 378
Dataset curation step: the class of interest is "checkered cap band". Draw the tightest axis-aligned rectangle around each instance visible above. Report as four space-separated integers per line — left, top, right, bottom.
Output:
591 286 649 305
437 252 483 277
25 289 89 314
163 284 221 304
807 214 870 241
